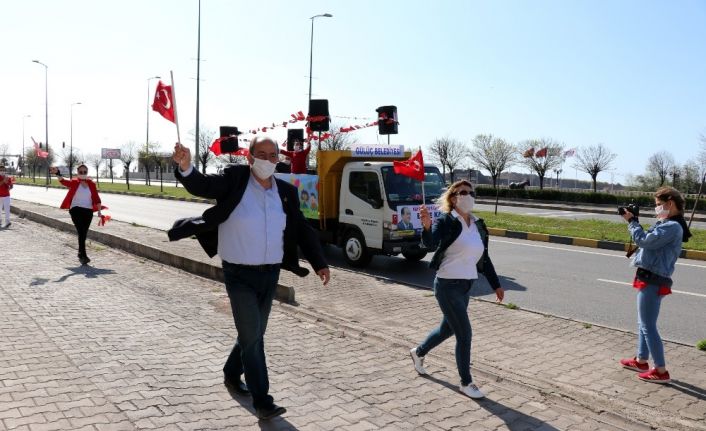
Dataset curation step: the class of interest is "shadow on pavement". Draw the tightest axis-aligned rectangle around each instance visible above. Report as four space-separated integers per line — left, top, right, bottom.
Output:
54 265 117 283
472 275 528 295
421 374 558 431
669 379 706 401
228 389 299 430
29 277 51 287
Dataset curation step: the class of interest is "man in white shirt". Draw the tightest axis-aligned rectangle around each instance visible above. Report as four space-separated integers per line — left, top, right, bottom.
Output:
172 137 330 420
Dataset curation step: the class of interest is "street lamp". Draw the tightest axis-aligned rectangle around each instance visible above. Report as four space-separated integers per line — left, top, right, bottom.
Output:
146 75 161 185
308 13 333 103
32 59 49 185
70 102 82 178
21 114 31 177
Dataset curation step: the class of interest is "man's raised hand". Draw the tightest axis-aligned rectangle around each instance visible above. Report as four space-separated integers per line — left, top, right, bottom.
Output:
172 142 191 171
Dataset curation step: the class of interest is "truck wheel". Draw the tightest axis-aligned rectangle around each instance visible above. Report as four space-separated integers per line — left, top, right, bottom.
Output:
342 231 373 267
402 249 427 261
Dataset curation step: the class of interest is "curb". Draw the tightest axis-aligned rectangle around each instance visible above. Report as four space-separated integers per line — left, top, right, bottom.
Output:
488 227 706 261
10 205 295 304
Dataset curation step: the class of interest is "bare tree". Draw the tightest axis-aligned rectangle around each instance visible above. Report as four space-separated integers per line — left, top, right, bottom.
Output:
646 151 675 186
318 124 358 151
85 153 102 185
573 143 617 192
139 142 161 185
60 147 83 177
519 138 564 189
699 134 706 175
427 137 467 182
121 141 138 190
190 127 216 173
0 144 9 167
468 134 516 188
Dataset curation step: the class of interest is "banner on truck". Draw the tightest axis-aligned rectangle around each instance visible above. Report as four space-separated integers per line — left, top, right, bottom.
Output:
395 204 442 234
274 173 319 219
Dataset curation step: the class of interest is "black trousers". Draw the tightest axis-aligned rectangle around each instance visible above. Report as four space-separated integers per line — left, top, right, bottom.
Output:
69 207 93 258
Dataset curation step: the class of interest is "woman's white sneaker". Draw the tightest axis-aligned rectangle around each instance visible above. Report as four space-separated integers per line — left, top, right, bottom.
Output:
460 382 485 399
409 348 427 375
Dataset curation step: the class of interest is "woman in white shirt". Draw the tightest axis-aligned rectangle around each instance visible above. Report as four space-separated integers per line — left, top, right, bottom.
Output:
410 180 504 399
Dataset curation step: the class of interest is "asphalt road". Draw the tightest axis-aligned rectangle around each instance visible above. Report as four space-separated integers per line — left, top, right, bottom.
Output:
12 184 706 345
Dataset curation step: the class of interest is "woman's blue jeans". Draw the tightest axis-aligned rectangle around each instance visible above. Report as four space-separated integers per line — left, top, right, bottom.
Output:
417 277 474 385
636 283 666 367
222 262 280 409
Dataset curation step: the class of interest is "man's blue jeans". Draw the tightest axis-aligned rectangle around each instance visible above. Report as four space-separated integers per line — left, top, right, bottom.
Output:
222 262 280 409
636 283 665 367
417 277 474 385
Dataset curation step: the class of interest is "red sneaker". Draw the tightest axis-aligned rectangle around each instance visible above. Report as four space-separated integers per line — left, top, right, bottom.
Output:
638 368 671 384
620 357 649 372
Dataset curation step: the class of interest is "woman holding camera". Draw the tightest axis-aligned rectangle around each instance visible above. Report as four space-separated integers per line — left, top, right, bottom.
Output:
619 186 692 384
50 165 105 265
410 180 504 399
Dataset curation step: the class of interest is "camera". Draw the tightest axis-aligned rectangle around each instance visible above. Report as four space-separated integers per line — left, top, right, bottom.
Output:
618 201 639 217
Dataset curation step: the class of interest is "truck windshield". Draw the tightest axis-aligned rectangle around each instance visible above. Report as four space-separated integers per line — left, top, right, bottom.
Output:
381 166 445 205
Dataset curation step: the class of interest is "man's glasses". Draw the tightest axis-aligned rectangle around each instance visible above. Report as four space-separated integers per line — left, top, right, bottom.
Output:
453 190 476 197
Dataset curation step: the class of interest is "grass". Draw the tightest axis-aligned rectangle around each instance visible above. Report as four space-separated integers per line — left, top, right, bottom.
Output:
14 177 706 251
504 303 519 310
475 210 706 252
697 339 706 351
583 323 593 329
14 176 199 200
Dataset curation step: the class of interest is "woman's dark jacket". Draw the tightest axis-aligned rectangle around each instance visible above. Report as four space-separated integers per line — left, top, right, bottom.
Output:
421 212 501 290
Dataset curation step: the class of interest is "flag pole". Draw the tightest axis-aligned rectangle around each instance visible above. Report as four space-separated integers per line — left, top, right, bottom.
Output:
419 147 426 204
170 71 182 144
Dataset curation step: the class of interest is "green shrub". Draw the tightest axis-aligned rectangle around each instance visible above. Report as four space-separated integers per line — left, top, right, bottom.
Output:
697 339 706 351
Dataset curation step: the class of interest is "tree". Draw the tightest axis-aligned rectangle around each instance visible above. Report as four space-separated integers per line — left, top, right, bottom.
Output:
60 147 83 177
139 142 161 185
427 137 468 182
519 138 564 189
699 134 706 175
468 134 516 188
86 153 102 185
318 124 358 151
190 127 216 173
121 141 138 190
573 144 617 192
681 160 701 194
646 151 675 186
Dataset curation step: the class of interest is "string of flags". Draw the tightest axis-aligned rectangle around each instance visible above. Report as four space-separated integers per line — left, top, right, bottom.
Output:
522 147 577 158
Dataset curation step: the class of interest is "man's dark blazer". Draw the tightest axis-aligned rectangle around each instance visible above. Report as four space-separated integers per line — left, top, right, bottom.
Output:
168 164 327 277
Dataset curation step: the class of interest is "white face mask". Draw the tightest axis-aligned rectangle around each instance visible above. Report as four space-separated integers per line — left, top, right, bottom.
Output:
77 174 87 180
251 157 276 179
654 204 669 219
455 195 475 214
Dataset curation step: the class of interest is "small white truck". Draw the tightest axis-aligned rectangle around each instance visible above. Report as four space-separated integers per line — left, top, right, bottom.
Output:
276 145 445 267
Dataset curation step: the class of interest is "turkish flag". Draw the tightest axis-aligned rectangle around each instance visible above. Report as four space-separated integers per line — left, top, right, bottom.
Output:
393 150 425 181
535 147 548 158
152 81 175 123
31 137 49 158
522 147 535 158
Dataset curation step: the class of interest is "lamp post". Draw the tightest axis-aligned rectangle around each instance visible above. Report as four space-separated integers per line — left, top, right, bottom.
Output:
21 114 31 177
70 102 82 178
32 60 49 185
308 13 333 104
146 75 161 185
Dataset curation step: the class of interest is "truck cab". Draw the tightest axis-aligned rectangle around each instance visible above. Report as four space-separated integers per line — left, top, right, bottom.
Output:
337 161 445 266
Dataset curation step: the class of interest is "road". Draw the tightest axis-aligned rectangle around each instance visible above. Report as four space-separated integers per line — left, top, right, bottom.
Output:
12 184 706 345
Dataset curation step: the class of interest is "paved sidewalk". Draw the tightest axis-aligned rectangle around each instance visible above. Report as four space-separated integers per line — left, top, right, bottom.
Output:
5 200 706 430
5 217 625 431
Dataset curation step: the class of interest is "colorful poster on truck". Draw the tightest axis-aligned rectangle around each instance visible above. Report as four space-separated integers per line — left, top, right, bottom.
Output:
395 204 442 234
274 173 319 219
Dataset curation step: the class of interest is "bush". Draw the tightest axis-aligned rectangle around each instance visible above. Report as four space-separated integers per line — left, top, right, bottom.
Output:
475 187 706 211
697 339 706 351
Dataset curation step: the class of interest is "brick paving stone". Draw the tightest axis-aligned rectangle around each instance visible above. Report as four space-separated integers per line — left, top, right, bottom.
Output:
4 204 703 430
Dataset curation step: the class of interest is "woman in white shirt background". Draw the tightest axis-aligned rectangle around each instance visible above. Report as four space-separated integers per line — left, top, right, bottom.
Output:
410 180 504 399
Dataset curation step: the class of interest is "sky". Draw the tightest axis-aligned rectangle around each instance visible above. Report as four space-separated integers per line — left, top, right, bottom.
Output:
1 0 705 183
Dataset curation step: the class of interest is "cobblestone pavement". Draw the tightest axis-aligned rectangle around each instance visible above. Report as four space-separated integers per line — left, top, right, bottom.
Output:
4 202 706 430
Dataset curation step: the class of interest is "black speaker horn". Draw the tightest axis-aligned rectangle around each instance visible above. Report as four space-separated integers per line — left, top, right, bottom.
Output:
376 105 398 135
219 126 241 153
287 129 305 151
308 99 330 132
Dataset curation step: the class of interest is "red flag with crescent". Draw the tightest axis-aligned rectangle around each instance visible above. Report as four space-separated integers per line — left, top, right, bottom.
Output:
151 81 175 123
522 147 535 158
31 137 49 158
393 150 425 181
535 147 548 158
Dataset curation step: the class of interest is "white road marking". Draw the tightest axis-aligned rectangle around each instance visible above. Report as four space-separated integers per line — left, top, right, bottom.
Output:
596 278 706 298
491 238 706 269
